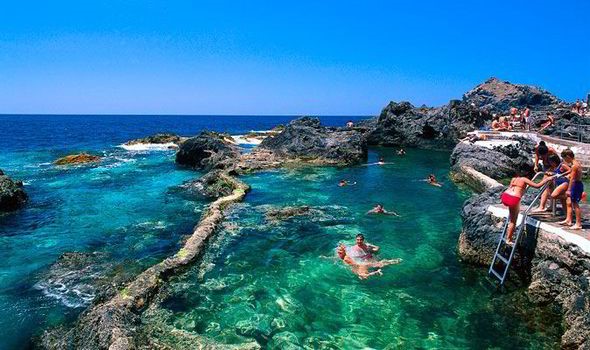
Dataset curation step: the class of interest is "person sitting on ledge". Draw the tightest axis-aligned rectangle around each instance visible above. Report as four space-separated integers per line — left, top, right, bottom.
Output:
534 141 557 172
336 244 401 279
501 164 554 244
532 154 570 215
537 112 555 132
367 203 399 216
346 120 354 128
491 115 502 131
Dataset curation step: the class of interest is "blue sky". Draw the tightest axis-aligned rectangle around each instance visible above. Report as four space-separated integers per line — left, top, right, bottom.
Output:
1 0 588 115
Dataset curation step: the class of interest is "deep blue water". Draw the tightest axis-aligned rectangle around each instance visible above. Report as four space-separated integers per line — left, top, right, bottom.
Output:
0 115 361 349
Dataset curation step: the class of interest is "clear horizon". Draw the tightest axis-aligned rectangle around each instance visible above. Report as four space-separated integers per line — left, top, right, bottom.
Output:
1 0 589 115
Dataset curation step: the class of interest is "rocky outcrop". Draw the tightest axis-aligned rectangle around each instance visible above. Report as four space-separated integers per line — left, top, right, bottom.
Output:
40 174 250 349
265 205 313 222
180 170 242 198
528 233 590 349
175 132 240 170
125 133 185 146
54 153 101 166
258 117 367 165
450 139 534 180
0 169 28 212
463 77 564 113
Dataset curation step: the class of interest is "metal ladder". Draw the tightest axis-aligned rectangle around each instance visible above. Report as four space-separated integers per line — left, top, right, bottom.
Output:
488 172 549 285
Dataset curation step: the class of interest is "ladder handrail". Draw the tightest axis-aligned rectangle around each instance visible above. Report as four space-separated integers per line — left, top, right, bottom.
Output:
488 171 553 285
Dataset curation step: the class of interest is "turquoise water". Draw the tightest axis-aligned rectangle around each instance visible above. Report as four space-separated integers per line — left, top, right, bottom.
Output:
145 149 562 349
0 114 359 348
0 115 562 348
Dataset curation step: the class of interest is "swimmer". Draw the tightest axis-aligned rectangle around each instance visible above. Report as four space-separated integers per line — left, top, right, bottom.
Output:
338 179 357 187
377 157 385 165
366 203 399 216
337 244 401 279
397 149 406 156
427 174 442 187
350 234 379 260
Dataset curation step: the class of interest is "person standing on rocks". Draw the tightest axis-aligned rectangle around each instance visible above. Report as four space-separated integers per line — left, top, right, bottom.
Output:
560 149 585 230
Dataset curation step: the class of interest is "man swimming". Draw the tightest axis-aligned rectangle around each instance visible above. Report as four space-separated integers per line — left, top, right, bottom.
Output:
350 234 379 260
336 244 401 279
397 149 406 156
427 174 442 187
338 179 357 187
366 204 399 216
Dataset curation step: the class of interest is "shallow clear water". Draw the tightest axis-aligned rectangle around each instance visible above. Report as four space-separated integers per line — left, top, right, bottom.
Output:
147 150 562 349
0 115 360 348
0 115 562 348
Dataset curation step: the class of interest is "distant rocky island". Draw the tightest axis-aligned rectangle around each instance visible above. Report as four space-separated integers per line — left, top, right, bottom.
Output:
26 77 589 349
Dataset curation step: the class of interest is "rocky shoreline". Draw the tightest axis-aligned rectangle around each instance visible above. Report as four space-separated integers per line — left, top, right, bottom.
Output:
33 77 590 348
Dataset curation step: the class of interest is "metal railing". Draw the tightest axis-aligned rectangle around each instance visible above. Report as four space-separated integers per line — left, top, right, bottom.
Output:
558 124 590 144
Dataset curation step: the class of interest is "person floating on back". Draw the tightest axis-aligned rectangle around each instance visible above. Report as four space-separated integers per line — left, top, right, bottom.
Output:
501 164 554 244
366 203 399 216
560 149 585 230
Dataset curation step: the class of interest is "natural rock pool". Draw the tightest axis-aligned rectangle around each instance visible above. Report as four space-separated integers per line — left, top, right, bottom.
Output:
0 115 563 348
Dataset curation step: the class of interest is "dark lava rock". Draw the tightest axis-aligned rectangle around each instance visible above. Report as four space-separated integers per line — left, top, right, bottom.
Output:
180 170 237 198
265 205 312 221
365 100 491 149
0 170 28 212
175 131 240 170
125 133 184 146
450 139 534 180
259 117 367 165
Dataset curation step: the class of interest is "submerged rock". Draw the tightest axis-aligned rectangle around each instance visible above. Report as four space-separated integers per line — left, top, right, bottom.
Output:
175 131 240 170
265 206 313 221
0 169 28 212
259 117 367 165
54 153 101 165
181 170 241 198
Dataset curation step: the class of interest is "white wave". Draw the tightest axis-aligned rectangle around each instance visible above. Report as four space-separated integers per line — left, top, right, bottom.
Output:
118 142 178 151
232 135 264 145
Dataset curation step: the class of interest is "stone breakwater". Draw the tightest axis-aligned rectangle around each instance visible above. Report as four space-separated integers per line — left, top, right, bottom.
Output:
39 173 250 349
452 141 590 349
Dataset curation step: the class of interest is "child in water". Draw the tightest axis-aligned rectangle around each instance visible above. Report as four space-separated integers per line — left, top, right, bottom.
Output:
501 164 554 244
427 174 442 187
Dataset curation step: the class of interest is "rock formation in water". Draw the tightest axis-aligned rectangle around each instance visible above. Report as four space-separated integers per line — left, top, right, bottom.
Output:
175 131 240 170
54 153 101 165
258 117 367 165
364 77 572 148
125 133 186 146
180 169 240 198
0 169 28 212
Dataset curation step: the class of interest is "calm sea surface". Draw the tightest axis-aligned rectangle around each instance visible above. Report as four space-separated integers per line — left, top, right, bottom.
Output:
0 115 561 349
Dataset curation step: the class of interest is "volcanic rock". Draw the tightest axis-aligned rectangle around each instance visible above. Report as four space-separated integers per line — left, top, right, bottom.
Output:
0 170 28 212
175 131 240 170
54 153 101 166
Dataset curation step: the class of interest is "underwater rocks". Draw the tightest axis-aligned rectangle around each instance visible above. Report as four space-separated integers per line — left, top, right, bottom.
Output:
125 133 186 148
264 205 313 221
175 131 240 170
181 170 243 198
39 174 251 349
0 169 28 212
258 117 367 166
54 153 101 166
450 139 534 180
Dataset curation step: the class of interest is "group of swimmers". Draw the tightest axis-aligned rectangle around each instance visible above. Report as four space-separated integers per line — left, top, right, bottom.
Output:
335 152 443 278
501 143 586 244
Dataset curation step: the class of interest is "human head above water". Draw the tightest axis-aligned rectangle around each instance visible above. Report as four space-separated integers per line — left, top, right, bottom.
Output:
356 233 365 244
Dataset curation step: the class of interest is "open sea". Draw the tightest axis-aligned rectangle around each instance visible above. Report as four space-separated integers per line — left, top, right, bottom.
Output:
0 115 562 349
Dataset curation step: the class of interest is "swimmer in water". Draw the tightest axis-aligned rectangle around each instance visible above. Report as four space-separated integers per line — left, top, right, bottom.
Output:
337 244 401 279
366 203 399 216
427 174 442 187
338 179 357 187
397 149 406 156
377 157 385 165
350 234 379 260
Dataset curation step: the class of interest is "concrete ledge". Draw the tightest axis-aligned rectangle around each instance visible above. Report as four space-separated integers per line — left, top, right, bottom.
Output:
452 165 504 193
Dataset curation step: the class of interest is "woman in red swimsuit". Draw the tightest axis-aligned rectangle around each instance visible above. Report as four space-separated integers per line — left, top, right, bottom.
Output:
501 164 554 244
